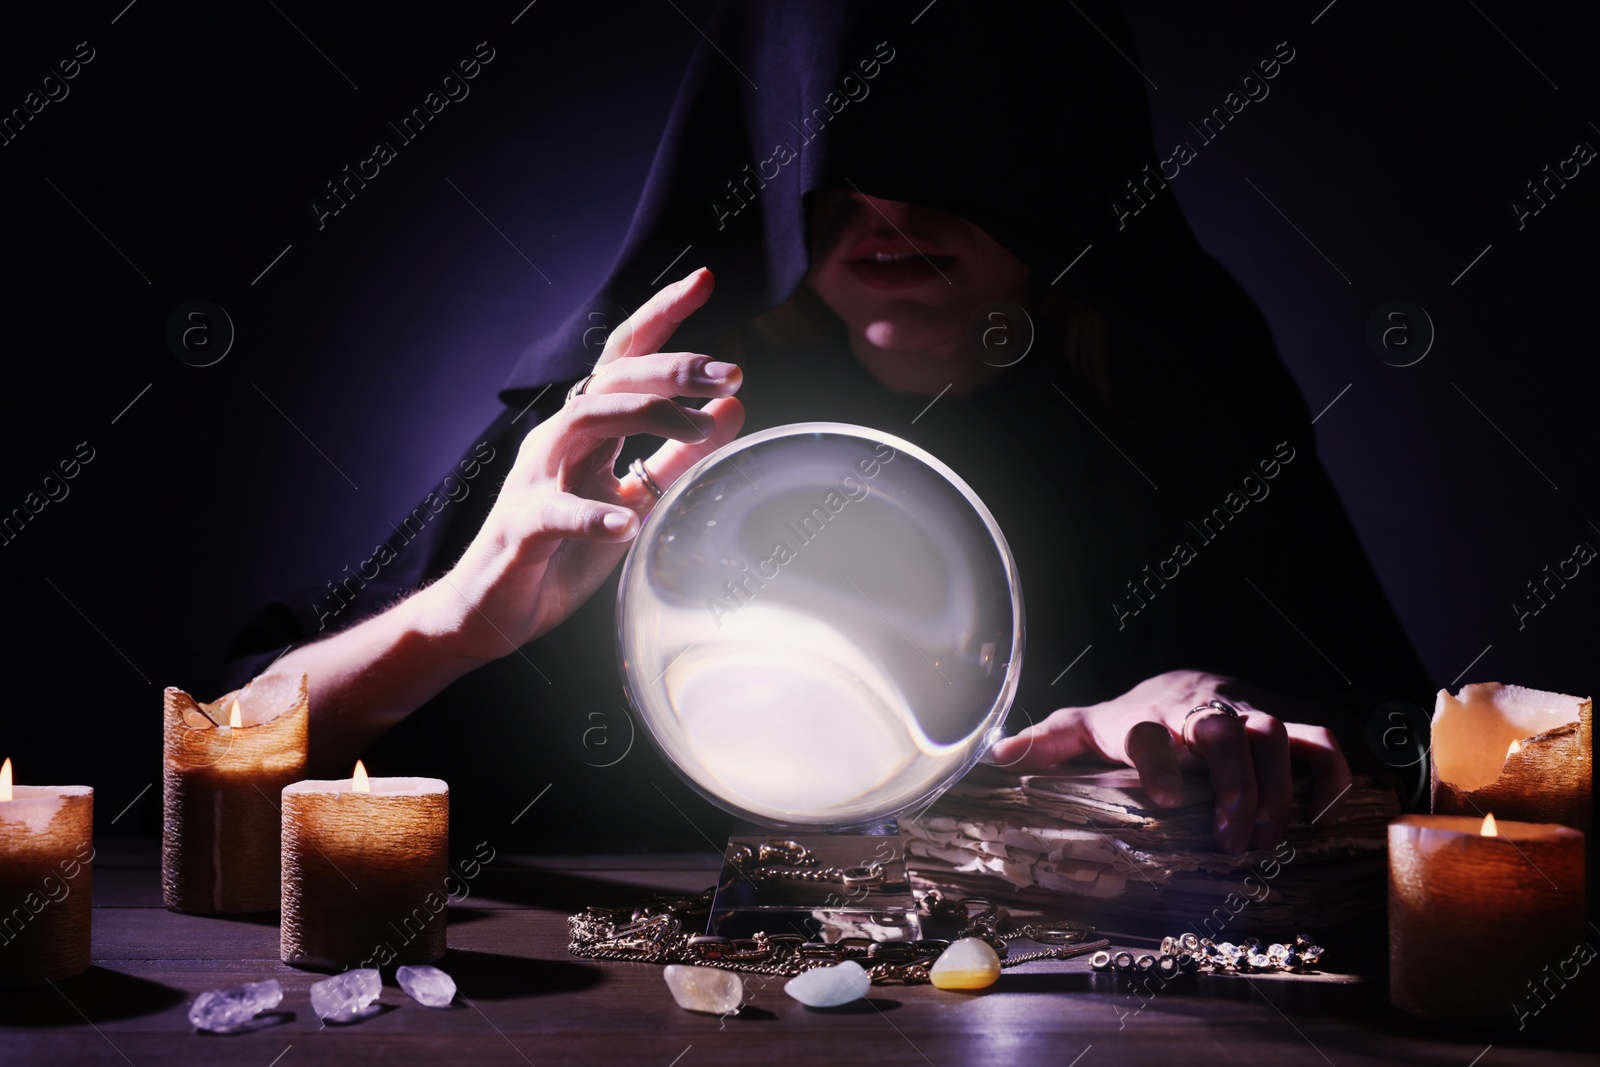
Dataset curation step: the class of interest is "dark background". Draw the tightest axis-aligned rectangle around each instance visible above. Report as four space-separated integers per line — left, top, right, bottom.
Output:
2 1 1594 839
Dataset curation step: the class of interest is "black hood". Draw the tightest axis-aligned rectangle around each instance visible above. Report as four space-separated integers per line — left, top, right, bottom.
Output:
500 0 1277 406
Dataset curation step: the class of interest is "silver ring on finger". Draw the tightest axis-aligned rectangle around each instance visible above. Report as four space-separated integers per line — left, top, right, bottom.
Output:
565 372 598 405
1183 699 1241 746
1186 699 1241 723
630 457 665 500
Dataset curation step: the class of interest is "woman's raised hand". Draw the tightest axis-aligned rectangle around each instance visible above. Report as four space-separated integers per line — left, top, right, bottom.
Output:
986 670 1352 853
426 268 745 663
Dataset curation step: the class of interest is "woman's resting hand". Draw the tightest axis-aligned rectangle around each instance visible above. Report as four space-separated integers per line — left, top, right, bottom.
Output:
986 670 1352 853
428 267 745 663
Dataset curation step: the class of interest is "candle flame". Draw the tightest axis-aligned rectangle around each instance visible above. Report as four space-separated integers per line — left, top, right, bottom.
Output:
1508 738 1522 756
1481 813 1498 837
0 758 11 802
228 700 242 729
352 760 370 793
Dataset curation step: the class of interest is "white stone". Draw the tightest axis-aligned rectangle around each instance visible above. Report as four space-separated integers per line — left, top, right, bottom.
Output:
784 960 870 1007
663 964 743 1014
310 968 382 1021
188 979 283 1032
397 964 457 1008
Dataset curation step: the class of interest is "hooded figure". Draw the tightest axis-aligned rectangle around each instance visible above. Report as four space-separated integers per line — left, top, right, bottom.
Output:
227 0 1429 848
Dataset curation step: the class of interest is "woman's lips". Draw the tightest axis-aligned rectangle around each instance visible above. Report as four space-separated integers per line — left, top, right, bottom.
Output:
846 250 957 290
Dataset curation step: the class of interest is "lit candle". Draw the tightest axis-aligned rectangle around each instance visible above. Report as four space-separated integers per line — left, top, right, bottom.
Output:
1389 813 1585 1027
0 759 94 985
163 673 309 913
1431 683 1592 836
281 761 448 970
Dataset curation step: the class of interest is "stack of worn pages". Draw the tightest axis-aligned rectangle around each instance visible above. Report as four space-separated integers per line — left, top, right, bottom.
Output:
904 766 1400 934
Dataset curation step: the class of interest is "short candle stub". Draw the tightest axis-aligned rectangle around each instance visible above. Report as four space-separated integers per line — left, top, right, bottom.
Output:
280 773 449 970
0 774 94 986
1388 814 1585 1028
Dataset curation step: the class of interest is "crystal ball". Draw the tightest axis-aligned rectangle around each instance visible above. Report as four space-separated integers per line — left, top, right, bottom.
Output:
617 422 1023 829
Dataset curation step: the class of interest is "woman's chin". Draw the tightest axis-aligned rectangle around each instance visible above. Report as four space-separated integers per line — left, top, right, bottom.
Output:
851 333 999 397
862 317 952 353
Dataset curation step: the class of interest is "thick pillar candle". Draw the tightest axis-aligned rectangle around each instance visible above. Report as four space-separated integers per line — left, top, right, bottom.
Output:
1431 683 1591 836
281 764 448 969
1389 814 1585 1027
163 673 309 913
0 760 94 985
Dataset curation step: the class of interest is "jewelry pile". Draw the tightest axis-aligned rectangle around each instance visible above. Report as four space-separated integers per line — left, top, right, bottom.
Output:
568 888 1106 986
1089 932 1325 977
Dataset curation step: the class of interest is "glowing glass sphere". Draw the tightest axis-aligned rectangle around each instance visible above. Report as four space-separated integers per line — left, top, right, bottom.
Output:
617 423 1023 828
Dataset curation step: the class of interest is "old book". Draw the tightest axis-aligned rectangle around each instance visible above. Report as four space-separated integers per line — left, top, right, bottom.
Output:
905 765 1400 935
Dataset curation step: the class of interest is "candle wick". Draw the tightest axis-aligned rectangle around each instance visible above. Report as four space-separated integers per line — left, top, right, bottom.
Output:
192 704 222 727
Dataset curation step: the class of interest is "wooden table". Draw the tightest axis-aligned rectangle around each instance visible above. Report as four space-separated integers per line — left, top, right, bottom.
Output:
2 840 1593 1066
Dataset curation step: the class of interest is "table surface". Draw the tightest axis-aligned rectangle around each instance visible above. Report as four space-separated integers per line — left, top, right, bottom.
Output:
1 840 1593 1067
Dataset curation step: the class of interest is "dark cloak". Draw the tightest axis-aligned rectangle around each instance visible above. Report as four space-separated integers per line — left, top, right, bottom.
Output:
227 0 1431 848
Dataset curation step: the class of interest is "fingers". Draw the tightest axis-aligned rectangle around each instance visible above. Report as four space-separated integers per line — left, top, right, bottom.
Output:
987 707 1097 771
621 397 746 509
599 268 714 364
1184 710 1258 853
1123 720 1186 807
502 489 640 549
1186 712 1351 851
1244 717 1292 850
991 684 1352 854
564 392 717 443
1287 723 1353 826
584 351 742 400
535 392 719 481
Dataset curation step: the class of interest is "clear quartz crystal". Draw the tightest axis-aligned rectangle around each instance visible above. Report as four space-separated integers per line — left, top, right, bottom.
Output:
1267 943 1290 960
397 964 458 1008
1215 942 1238 962
664 965 743 1014
310 968 382 1021
188 979 283 1032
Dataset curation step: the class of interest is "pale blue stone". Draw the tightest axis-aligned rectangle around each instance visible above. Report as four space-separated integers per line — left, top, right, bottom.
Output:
784 960 871 1008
